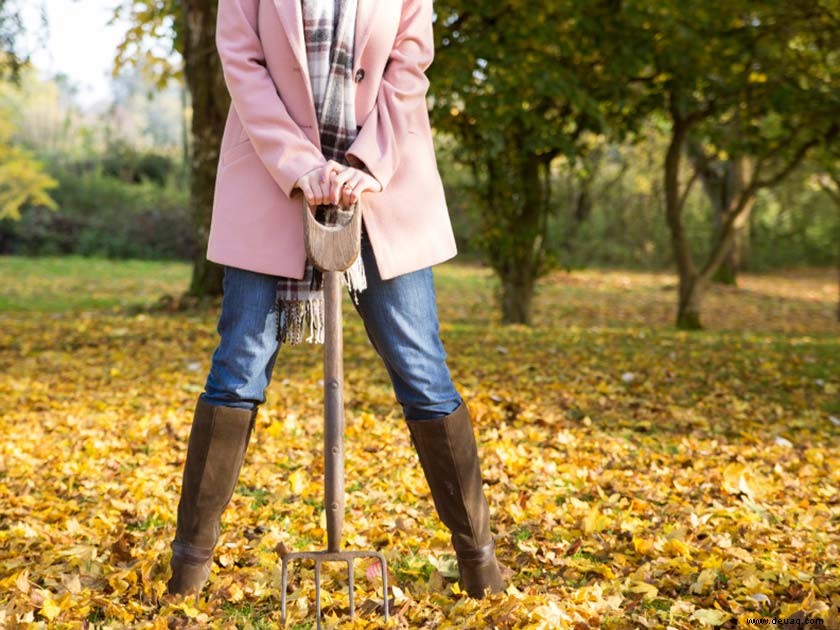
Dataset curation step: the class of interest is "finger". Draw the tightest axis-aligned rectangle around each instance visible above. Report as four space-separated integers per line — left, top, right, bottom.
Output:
321 160 343 184
341 173 363 206
330 168 356 204
317 179 331 205
328 170 344 205
349 175 369 205
299 181 316 208
309 177 323 205
340 182 353 207
332 167 361 205
334 171 358 205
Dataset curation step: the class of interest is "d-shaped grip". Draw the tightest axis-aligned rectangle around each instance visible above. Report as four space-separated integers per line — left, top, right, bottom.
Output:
302 197 363 272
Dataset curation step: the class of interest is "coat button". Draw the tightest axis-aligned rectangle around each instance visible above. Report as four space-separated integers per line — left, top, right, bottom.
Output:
354 68 365 82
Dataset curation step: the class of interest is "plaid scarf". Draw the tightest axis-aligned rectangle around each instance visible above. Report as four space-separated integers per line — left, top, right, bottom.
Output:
275 0 366 345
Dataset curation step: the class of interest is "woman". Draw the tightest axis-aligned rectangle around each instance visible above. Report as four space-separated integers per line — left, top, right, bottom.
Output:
166 0 507 602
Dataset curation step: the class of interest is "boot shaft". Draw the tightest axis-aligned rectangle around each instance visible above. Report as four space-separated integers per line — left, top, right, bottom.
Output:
406 402 506 597
174 396 256 552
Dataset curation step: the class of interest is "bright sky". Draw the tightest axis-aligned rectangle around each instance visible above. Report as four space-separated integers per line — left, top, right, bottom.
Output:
21 0 131 108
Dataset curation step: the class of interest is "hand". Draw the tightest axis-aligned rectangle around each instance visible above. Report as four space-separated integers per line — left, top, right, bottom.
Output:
327 164 383 207
294 165 332 206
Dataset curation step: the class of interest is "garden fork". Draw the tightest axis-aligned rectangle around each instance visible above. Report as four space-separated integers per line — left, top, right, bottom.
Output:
280 197 390 629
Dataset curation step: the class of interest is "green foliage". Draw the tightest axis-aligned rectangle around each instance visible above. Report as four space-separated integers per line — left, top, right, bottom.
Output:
112 0 183 87
0 165 191 259
0 113 57 220
101 139 175 186
441 126 838 272
642 0 840 165
0 0 27 80
429 1 645 161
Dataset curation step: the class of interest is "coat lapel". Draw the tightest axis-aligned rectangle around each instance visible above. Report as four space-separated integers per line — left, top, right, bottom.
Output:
273 0 379 71
353 0 379 65
271 0 380 131
272 0 317 128
273 0 308 71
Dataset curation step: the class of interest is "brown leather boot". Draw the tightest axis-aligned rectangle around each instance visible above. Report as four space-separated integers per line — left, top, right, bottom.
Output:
166 395 257 599
406 402 507 598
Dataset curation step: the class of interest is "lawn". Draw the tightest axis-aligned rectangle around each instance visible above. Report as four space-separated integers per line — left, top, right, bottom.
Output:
0 256 838 628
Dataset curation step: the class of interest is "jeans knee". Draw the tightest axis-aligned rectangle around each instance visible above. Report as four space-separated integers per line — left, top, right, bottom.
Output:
202 351 269 410
198 391 258 411
403 395 462 421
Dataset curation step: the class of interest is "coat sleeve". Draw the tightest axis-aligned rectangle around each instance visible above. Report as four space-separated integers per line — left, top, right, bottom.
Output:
216 0 325 199
345 0 434 191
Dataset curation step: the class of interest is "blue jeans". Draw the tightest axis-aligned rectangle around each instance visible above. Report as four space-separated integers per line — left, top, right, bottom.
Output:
202 228 462 421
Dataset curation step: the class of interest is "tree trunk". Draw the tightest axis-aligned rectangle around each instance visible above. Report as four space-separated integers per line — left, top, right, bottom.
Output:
676 274 705 330
180 0 230 298
664 113 705 329
712 156 754 284
716 203 752 283
483 146 550 325
688 143 755 286
816 171 840 321
500 271 536 325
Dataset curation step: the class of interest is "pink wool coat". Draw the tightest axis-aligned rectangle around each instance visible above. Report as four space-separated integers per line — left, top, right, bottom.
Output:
207 0 457 280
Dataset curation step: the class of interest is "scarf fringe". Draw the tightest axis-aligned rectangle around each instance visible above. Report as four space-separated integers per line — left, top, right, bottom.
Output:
276 261 367 345
343 255 367 303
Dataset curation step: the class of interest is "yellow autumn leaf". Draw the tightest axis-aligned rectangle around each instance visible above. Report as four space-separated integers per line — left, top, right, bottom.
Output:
40 596 61 622
583 506 610 534
663 538 691 558
690 568 717 594
289 469 306 494
689 608 731 626
15 568 30 594
628 581 658 600
227 582 244 603
633 537 653 555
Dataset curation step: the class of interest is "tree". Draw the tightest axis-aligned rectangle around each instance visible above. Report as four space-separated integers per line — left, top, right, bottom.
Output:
0 111 58 220
115 0 228 298
0 0 26 79
428 1 650 324
0 3 57 219
631 0 840 329
687 141 755 285
811 146 840 321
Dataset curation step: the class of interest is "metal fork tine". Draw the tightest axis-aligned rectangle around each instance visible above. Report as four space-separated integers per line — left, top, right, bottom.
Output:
381 555 390 622
347 560 355 617
314 560 322 630
280 551 389 626
280 557 288 625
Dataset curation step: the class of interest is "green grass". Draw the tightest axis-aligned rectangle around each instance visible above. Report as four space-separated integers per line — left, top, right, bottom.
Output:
239 486 271 510
0 255 190 311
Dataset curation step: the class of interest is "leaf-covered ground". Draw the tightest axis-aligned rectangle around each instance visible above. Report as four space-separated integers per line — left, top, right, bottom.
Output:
1 257 838 629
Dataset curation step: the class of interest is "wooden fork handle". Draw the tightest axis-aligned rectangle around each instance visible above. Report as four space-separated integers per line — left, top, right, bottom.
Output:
302 197 363 272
